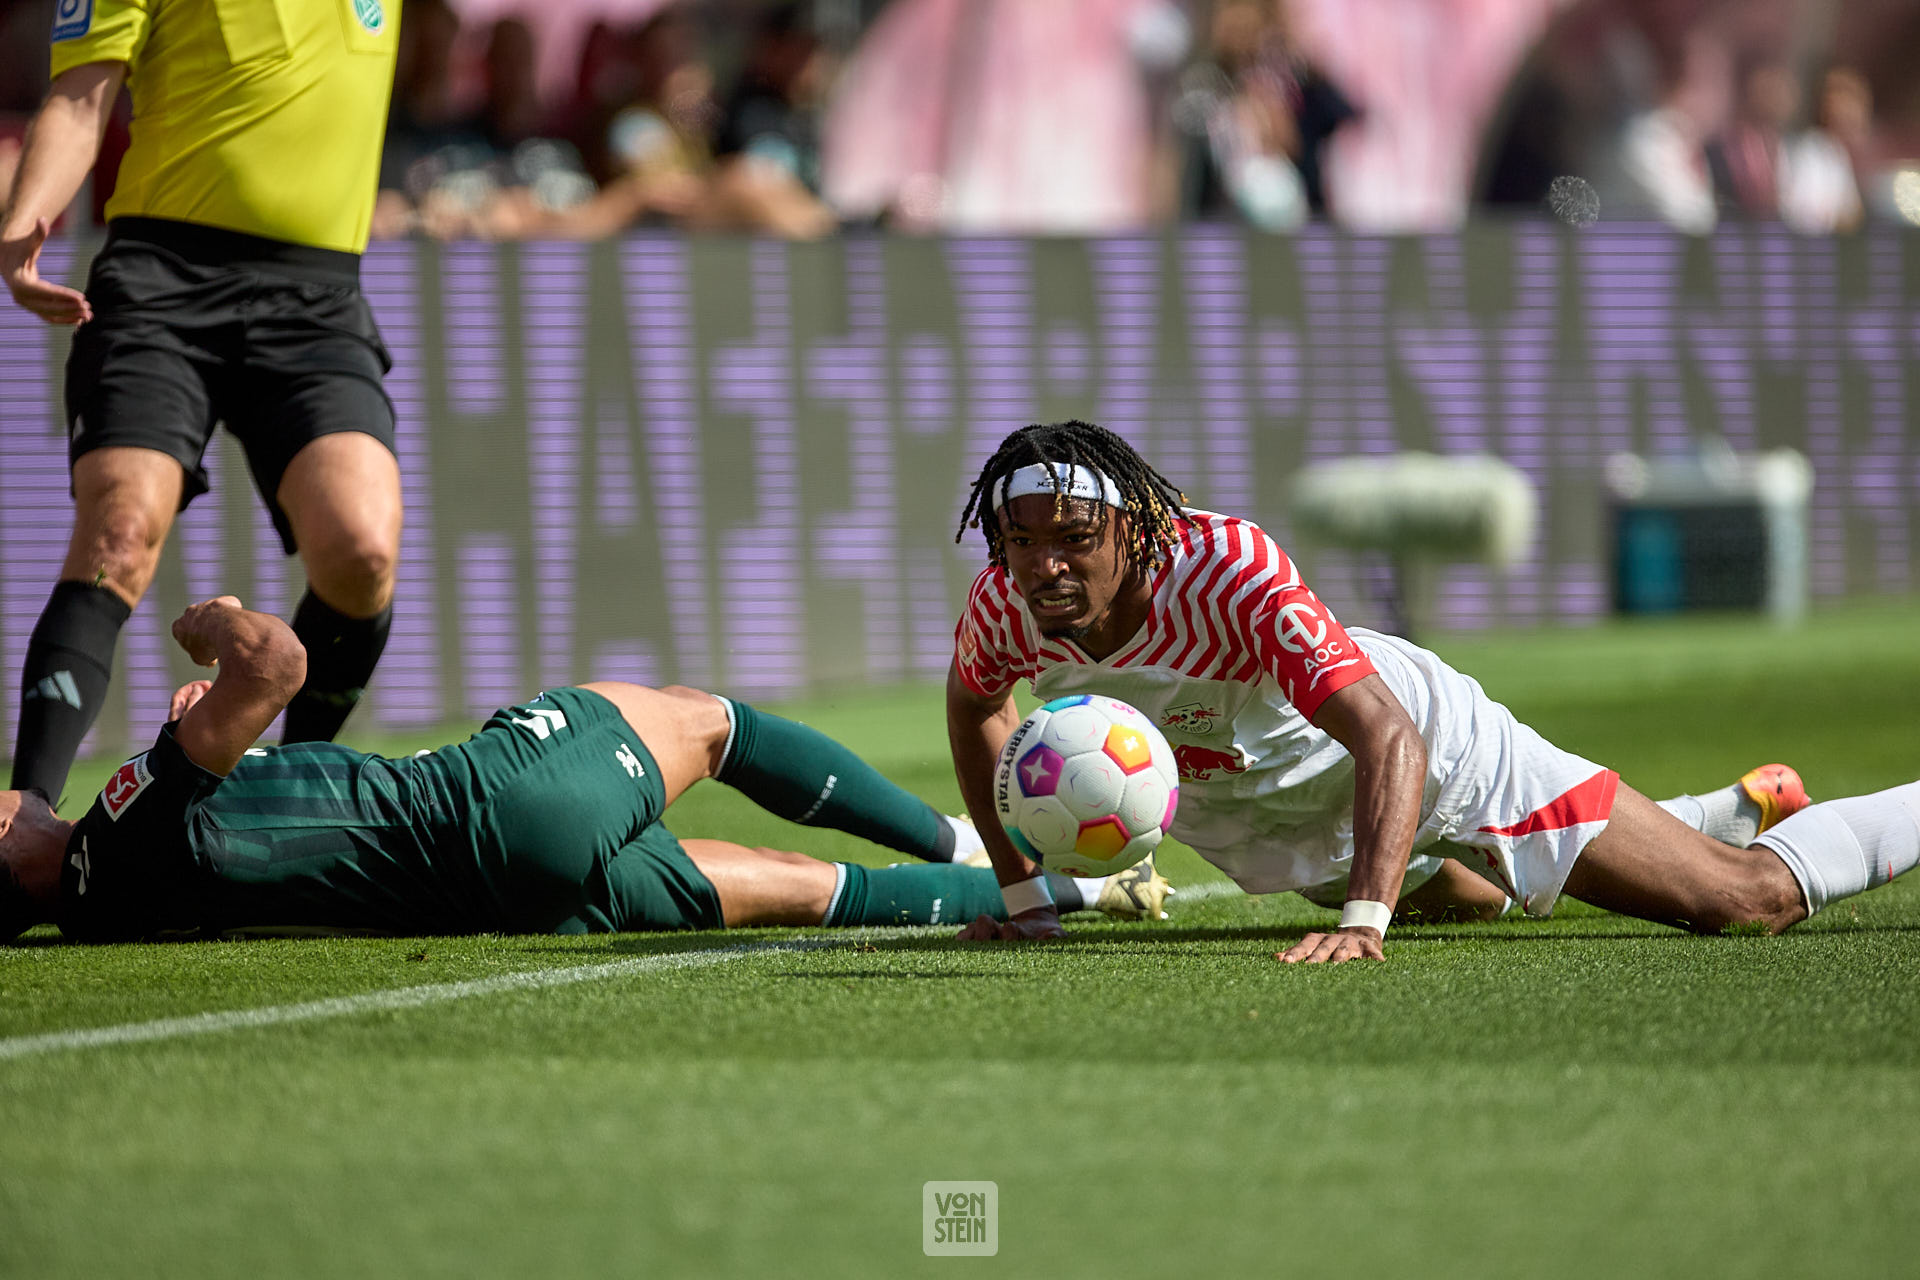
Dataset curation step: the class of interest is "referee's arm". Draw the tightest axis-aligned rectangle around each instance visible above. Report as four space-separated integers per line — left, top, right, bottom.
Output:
1 60 126 324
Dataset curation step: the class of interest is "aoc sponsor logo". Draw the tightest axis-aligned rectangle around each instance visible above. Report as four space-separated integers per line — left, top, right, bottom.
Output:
1272 599 1350 675
352 0 385 35
1273 601 1329 654
51 0 93 42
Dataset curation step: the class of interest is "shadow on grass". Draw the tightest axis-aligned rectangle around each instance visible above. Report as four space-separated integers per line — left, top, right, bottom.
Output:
18 914 1908 956
523 917 1920 962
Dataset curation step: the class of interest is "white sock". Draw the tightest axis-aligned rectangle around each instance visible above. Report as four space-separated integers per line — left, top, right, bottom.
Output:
1659 783 1763 846
1753 782 1920 915
824 862 850 921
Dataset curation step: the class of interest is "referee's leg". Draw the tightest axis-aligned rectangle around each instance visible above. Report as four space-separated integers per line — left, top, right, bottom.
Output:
275 431 402 744
11 446 184 800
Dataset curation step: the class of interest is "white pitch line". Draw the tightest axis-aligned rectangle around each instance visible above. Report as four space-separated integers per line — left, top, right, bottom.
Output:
0 931 920 1063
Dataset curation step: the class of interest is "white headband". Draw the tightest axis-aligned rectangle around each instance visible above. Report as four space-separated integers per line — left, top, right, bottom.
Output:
995 463 1123 511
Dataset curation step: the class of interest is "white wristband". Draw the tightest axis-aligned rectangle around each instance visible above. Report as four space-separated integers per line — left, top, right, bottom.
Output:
1001 875 1056 917
1339 899 1392 936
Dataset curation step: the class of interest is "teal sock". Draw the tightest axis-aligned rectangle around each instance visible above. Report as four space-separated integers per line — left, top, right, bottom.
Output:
716 699 954 860
823 863 1009 927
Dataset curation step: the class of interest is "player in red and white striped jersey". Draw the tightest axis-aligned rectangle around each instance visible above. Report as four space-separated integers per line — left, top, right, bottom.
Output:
947 422 1920 962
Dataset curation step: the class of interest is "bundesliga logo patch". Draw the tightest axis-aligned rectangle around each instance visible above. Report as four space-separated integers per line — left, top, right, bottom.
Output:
101 752 154 821
51 0 93 42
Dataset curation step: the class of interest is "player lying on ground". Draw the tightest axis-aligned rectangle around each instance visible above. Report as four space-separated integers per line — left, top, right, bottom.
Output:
946 420 1920 961
0 597 1165 943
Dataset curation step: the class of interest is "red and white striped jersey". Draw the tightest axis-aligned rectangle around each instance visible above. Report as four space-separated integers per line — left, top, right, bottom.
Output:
956 510 1377 718
955 510 1618 904
955 510 1387 861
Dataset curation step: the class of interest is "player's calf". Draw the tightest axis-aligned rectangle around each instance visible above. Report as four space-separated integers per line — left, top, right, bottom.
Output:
1395 859 1511 923
1564 785 1809 935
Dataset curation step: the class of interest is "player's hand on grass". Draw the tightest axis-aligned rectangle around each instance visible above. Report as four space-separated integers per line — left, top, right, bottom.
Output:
957 906 1067 942
171 596 246 666
170 680 214 719
1275 926 1385 965
2 217 92 325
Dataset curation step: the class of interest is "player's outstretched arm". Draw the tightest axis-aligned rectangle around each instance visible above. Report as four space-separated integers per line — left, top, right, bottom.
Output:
1 61 125 324
1277 674 1427 965
946 662 1066 941
170 598 308 776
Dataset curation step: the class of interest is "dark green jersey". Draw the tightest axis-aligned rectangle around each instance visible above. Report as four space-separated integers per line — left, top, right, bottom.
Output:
57 688 712 940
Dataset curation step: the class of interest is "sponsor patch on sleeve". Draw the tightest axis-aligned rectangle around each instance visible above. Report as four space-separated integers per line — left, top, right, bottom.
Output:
51 0 94 42
100 752 154 821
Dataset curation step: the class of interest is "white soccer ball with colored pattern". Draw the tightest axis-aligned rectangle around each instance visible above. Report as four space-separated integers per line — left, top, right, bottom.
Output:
992 694 1179 877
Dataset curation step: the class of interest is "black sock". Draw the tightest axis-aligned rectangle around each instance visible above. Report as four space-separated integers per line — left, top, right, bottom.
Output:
281 591 391 744
11 581 131 801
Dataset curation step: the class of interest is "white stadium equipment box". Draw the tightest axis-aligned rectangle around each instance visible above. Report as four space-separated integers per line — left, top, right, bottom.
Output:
1604 445 1813 623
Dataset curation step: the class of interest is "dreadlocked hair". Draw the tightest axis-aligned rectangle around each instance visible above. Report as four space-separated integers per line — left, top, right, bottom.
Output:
956 420 1188 570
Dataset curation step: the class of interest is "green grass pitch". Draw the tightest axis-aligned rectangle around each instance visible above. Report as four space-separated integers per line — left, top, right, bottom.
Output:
4 603 1918 1278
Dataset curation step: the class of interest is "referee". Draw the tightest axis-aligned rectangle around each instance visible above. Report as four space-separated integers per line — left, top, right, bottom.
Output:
1 0 406 804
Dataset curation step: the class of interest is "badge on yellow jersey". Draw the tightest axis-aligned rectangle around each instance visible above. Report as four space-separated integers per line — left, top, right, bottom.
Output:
351 0 384 35
51 0 93 42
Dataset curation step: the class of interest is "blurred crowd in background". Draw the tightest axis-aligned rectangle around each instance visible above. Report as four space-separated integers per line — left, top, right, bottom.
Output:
2 0 1918 240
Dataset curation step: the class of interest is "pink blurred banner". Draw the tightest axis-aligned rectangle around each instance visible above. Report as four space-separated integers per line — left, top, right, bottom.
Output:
824 0 1170 232
1292 0 1560 230
825 0 1562 233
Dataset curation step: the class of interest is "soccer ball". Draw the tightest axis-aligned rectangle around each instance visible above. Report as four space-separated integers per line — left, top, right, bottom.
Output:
992 694 1179 877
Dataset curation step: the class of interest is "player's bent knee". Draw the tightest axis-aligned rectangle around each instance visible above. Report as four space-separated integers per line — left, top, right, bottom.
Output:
302 532 398 612
68 506 170 597
309 528 397 584
86 503 168 557
656 684 731 732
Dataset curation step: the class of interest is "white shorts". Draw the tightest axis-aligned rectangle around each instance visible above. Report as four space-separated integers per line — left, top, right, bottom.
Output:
1192 635 1619 918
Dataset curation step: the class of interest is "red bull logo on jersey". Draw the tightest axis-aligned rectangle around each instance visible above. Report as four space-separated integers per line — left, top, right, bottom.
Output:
1158 702 1223 734
100 753 154 822
1173 743 1251 781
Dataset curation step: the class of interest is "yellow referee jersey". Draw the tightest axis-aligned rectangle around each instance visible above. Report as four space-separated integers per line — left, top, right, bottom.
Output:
50 0 400 254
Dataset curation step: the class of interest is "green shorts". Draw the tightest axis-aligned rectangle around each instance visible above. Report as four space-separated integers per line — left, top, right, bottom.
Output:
561 822 726 933
421 686 724 933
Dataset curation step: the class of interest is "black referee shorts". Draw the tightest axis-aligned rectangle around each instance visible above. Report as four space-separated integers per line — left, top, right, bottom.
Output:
65 217 398 554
